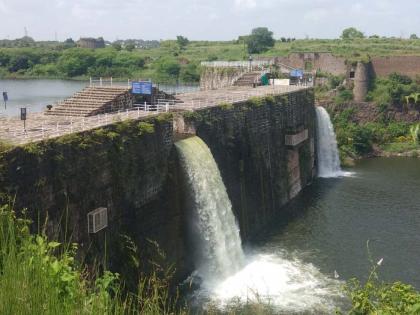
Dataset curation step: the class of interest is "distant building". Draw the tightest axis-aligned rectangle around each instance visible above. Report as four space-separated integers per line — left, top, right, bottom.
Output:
77 37 105 49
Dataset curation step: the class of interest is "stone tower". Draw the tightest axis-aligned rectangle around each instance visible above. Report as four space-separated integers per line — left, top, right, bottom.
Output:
353 61 370 102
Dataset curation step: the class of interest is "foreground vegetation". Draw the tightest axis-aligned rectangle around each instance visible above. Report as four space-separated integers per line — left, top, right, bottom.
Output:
2 203 420 314
0 204 185 315
341 241 420 315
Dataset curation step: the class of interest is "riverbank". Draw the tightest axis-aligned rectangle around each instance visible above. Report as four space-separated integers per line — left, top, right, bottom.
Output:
376 142 420 157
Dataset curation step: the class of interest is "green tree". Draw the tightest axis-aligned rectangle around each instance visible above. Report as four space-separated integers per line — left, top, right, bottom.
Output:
154 57 181 82
125 43 135 51
410 34 418 40
57 48 95 77
179 63 200 82
7 50 40 72
246 27 275 54
176 36 189 50
341 27 365 40
112 42 122 51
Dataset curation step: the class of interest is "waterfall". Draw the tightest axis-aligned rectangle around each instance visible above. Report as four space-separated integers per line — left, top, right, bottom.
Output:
175 136 245 284
176 136 343 313
316 106 343 178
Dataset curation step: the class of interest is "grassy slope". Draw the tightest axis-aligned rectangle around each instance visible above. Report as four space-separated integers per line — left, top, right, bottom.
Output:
130 38 420 68
143 38 420 60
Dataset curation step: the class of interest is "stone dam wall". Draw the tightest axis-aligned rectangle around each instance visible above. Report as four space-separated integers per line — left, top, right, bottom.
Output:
0 89 316 283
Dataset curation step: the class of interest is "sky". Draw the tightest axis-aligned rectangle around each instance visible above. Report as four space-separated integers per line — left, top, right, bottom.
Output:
0 0 419 41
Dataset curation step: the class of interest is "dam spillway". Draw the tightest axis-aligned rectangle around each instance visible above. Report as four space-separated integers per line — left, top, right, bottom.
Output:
0 86 317 287
175 136 341 313
315 106 345 178
175 136 244 284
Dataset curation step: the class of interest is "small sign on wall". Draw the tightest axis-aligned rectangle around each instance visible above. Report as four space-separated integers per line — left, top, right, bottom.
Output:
20 108 27 121
88 207 108 233
132 81 153 95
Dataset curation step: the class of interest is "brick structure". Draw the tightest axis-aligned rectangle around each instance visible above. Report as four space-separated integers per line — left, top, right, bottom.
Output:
275 53 347 76
273 53 420 79
353 62 370 102
371 56 420 78
77 37 105 49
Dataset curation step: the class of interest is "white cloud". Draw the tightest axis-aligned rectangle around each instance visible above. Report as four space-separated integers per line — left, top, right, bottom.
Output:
0 0 418 40
235 0 257 9
0 1 9 14
304 8 328 22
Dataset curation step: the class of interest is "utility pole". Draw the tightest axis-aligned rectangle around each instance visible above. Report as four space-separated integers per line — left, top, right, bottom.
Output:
2 92 8 109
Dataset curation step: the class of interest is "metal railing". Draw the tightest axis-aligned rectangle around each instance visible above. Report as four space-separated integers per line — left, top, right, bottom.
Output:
201 60 275 68
89 77 115 87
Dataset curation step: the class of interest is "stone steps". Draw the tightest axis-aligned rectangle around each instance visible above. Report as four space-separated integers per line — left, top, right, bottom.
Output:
45 86 132 117
234 71 262 87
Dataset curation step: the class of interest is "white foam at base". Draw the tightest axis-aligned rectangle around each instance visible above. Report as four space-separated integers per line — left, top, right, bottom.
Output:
202 254 343 314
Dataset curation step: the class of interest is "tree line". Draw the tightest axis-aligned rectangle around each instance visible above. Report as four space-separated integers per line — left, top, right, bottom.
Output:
0 47 200 83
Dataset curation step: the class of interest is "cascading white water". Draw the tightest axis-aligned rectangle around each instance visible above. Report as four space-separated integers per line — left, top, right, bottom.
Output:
316 106 344 178
177 136 343 314
175 136 245 284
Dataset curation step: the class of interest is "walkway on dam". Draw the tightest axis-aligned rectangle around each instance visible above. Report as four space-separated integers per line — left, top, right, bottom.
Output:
0 85 305 145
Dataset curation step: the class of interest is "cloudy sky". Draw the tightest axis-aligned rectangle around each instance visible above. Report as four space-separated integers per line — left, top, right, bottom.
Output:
0 0 419 41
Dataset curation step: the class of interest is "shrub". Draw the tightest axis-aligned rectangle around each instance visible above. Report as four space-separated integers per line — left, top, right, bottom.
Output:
342 244 420 315
410 124 420 144
334 89 354 104
0 204 186 315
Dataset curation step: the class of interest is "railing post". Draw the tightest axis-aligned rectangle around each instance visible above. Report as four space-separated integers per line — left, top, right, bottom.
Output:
100 77 102 87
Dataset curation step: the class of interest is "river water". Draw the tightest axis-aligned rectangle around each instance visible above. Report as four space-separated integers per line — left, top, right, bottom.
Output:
0 79 87 117
254 157 420 290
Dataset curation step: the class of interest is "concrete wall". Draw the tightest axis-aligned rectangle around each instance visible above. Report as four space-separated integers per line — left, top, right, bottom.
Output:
0 89 316 284
200 67 247 90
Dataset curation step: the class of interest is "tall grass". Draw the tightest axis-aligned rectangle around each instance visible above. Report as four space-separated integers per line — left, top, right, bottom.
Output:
409 124 420 144
0 204 186 315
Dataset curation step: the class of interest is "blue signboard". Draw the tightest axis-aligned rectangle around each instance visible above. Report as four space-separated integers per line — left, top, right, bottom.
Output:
132 81 152 95
290 69 304 78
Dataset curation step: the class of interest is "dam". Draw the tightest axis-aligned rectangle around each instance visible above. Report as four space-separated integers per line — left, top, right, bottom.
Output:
0 82 324 311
